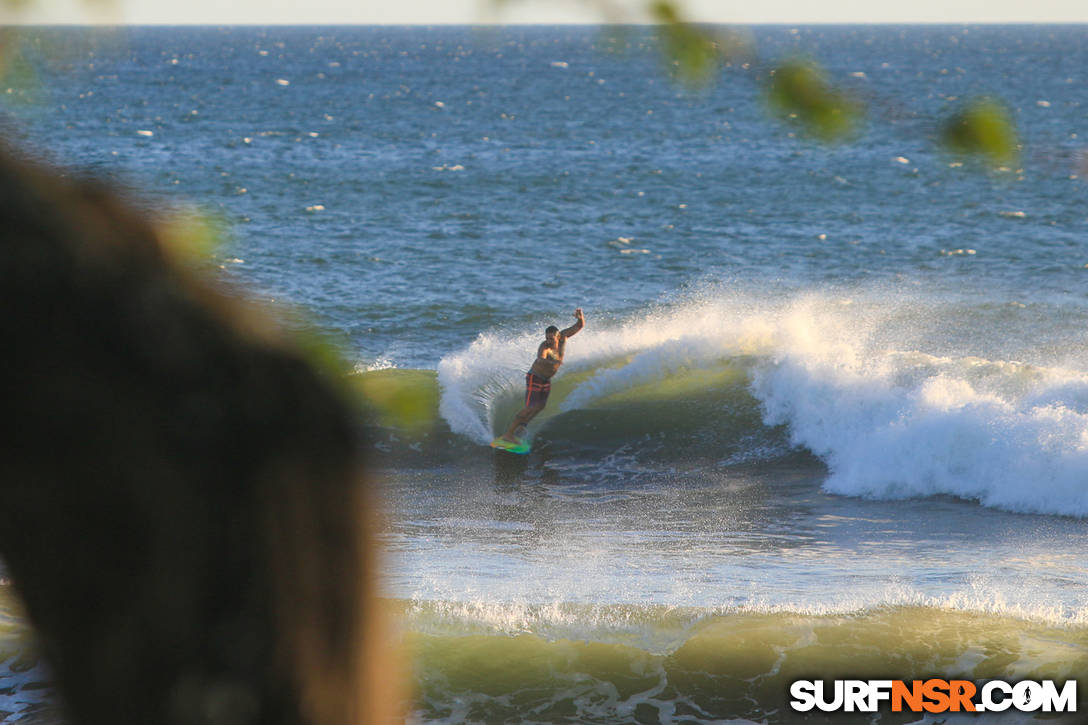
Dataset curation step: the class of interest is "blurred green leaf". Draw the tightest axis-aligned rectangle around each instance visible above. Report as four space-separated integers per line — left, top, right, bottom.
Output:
650 0 681 23
650 1 720 88
293 327 354 382
766 59 863 143
158 209 226 264
0 31 40 105
353 369 439 434
939 97 1019 167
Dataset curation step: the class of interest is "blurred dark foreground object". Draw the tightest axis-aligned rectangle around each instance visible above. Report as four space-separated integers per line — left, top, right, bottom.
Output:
0 146 396 725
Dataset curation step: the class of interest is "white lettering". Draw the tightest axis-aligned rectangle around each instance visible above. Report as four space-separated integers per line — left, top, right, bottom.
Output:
789 681 816 712
817 680 844 712
791 678 1077 715
1014 681 1043 712
845 680 868 712
1041 680 1077 713
982 681 1013 712
868 680 893 711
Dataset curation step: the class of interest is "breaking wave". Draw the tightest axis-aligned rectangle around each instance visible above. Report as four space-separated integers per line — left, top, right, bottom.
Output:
356 288 1088 517
400 598 1088 725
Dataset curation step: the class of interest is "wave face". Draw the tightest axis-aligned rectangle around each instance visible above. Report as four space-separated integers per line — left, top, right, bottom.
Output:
403 600 1088 725
420 288 1088 516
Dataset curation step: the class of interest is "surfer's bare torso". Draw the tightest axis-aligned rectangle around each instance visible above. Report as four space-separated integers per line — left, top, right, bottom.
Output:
529 335 568 380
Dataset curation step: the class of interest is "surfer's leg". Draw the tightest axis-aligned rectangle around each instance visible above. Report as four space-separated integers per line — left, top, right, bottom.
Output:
502 374 549 441
502 403 544 441
501 408 529 441
522 403 544 424
502 402 535 441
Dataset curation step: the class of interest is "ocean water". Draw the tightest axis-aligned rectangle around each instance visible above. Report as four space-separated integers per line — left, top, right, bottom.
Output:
3 24 1088 724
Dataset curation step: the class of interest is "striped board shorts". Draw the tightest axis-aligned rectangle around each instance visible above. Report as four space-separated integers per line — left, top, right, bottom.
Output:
525 372 551 407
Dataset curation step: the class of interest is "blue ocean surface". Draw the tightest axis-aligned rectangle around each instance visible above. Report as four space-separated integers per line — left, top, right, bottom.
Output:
3 24 1088 723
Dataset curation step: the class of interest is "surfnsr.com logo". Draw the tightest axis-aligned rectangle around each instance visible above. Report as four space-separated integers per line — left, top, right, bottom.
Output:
789 679 1077 714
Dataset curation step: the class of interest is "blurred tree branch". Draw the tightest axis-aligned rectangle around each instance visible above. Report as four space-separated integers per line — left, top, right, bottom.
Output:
488 0 1022 167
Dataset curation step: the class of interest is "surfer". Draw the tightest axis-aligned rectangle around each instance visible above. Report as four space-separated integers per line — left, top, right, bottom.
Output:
500 308 585 443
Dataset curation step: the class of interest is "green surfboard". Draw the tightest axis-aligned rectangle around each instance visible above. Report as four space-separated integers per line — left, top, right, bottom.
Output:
490 437 531 454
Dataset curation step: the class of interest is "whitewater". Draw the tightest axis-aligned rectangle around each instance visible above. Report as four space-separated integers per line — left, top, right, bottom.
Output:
435 285 1088 518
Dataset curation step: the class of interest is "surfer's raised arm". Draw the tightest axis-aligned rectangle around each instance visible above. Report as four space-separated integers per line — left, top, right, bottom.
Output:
560 308 585 339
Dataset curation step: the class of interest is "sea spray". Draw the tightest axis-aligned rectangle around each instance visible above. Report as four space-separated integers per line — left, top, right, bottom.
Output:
436 330 535 443
434 287 1088 516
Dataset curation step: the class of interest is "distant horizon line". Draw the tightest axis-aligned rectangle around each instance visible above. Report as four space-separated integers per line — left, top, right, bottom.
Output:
6 20 1088 26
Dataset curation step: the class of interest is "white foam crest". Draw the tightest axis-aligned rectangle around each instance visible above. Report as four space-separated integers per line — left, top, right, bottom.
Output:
751 297 1088 517
560 322 761 412
403 598 706 654
542 301 752 378
435 299 775 441
353 356 397 373
722 578 1088 627
403 578 1088 640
